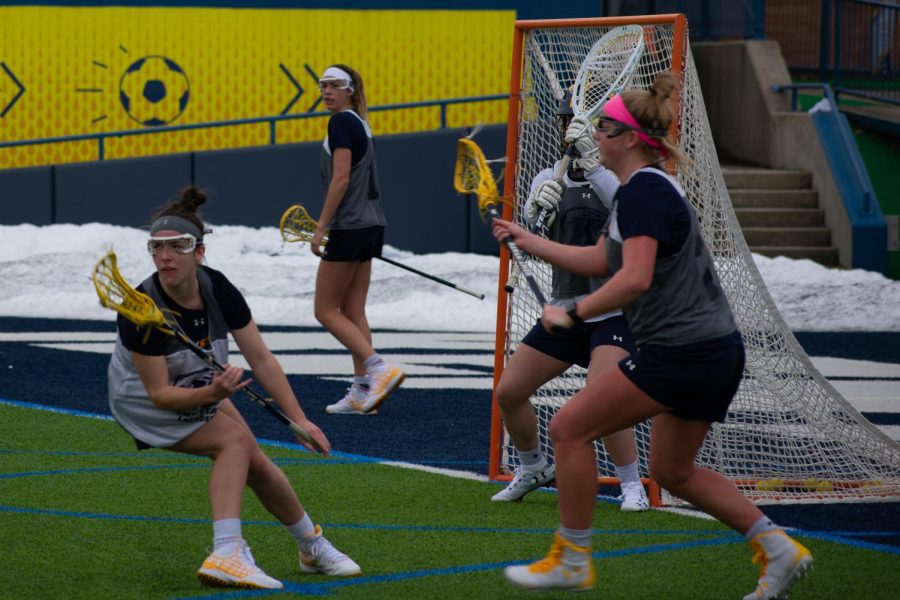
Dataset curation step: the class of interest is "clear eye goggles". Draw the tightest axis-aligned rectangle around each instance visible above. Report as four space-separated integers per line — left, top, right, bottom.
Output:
317 78 352 91
147 233 199 256
596 117 668 140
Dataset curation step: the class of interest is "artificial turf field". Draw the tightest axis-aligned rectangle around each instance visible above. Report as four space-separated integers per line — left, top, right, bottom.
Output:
2 401 899 600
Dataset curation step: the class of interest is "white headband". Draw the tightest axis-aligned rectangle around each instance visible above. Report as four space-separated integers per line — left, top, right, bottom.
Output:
319 66 355 92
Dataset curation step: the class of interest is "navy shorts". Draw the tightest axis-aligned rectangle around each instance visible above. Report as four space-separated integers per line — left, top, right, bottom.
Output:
521 314 635 369
323 225 385 262
619 330 745 422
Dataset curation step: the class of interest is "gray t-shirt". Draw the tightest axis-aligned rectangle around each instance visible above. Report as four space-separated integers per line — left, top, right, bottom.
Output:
320 110 387 230
605 167 736 346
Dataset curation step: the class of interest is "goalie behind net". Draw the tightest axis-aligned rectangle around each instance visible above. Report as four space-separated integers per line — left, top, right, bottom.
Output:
493 15 900 505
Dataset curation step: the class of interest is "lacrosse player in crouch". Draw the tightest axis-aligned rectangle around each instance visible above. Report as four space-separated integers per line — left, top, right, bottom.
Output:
491 90 649 513
107 187 361 589
312 64 405 415
493 74 813 598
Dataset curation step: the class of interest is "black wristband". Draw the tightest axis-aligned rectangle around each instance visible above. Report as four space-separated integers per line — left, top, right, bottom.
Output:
565 301 583 325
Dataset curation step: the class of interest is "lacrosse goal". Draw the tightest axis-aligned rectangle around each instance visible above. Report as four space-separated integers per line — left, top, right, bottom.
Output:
490 14 900 505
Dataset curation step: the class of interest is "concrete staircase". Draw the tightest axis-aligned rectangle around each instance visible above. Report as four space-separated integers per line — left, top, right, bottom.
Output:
722 166 840 267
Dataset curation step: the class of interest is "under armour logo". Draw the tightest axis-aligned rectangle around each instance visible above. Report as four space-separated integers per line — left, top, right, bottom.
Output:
613 335 622 342
582 192 592 199
625 360 636 371
193 317 206 327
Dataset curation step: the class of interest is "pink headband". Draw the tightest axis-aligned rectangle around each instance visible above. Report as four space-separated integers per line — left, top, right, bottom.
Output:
603 95 665 153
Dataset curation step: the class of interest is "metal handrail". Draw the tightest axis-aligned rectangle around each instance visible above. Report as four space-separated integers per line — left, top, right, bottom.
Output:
0 94 508 161
772 82 877 216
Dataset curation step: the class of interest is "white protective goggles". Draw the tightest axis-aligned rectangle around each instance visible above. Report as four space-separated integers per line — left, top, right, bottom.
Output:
317 78 353 92
147 233 199 255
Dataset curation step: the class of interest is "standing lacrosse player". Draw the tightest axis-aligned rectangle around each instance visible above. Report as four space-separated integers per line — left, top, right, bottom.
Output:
108 187 361 590
493 74 813 598
312 63 405 415
491 91 648 512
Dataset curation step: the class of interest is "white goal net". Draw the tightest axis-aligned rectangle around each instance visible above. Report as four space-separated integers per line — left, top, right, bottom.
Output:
493 15 900 504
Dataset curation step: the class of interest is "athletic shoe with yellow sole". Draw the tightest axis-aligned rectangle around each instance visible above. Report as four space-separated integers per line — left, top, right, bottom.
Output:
359 365 405 413
504 532 596 592
197 541 283 589
299 525 362 577
743 530 814 600
326 387 377 415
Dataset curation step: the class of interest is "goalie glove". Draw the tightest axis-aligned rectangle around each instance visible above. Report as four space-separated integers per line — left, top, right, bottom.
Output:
565 116 601 173
526 180 563 229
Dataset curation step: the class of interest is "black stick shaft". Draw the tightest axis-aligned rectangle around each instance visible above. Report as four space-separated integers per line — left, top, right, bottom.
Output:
376 255 485 300
486 206 547 305
168 328 317 447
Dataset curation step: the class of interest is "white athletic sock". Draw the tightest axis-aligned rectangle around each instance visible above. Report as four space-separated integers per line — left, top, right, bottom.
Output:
352 376 370 399
518 446 547 471
559 525 592 549
364 353 387 375
614 459 641 484
287 513 317 547
212 518 242 552
744 515 778 541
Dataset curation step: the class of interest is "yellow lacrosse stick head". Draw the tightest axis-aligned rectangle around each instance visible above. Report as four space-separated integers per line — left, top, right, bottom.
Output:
454 138 506 221
279 204 329 245
92 251 168 329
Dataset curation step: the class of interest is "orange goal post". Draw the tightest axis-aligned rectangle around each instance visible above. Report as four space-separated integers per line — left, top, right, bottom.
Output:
489 14 900 507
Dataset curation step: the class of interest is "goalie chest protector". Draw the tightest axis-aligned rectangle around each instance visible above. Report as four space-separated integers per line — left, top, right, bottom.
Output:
549 180 609 300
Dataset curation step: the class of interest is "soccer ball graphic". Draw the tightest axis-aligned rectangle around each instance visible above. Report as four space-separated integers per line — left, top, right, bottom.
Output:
119 55 191 127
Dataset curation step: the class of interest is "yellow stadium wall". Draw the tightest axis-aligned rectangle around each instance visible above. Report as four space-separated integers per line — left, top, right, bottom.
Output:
0 6 513 168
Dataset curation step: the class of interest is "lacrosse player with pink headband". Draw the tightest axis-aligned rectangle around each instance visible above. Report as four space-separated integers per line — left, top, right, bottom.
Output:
108 187 361 590
311 63 405 416
492 74 813 598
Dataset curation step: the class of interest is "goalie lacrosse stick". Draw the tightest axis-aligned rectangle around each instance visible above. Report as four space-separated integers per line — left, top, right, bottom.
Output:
278 204 485 300
92 251 325 454
530 25 646 234
454 137 547 305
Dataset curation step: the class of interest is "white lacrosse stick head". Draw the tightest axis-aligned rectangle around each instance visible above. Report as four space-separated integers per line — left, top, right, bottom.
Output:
572 24 645 120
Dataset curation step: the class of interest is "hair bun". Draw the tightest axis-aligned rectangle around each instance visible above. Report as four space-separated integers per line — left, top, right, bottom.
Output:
178 186 207 211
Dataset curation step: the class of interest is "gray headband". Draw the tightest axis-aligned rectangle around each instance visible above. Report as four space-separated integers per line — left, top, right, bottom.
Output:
149 215 203 240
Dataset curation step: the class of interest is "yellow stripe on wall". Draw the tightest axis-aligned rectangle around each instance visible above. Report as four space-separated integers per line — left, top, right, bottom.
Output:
0 7 513 168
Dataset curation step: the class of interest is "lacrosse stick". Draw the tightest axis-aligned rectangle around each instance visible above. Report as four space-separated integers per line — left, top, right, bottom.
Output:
92 251 325 454
530 25 645 234
454 137 547 305
279 204 485 300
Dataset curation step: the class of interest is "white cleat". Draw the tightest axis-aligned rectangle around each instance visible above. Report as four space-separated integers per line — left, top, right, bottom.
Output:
360 365 405 413
504 533 596 592
618 480 650 512
197 541 283 589
743 530 814 600
326 388 377 415
491 464 556 502
299 525 362 577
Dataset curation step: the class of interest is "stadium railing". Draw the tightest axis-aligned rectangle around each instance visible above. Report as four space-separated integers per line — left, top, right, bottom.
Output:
0 94 507 161
773 81 887 273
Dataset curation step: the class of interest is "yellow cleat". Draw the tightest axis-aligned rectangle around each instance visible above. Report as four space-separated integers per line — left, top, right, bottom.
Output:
504 533 596 592
744 530 813 600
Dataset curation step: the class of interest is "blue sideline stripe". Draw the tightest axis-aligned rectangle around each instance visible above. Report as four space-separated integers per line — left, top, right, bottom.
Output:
798 530 900 555
0 503 734 537
0 462 208 480
0 397 115 420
